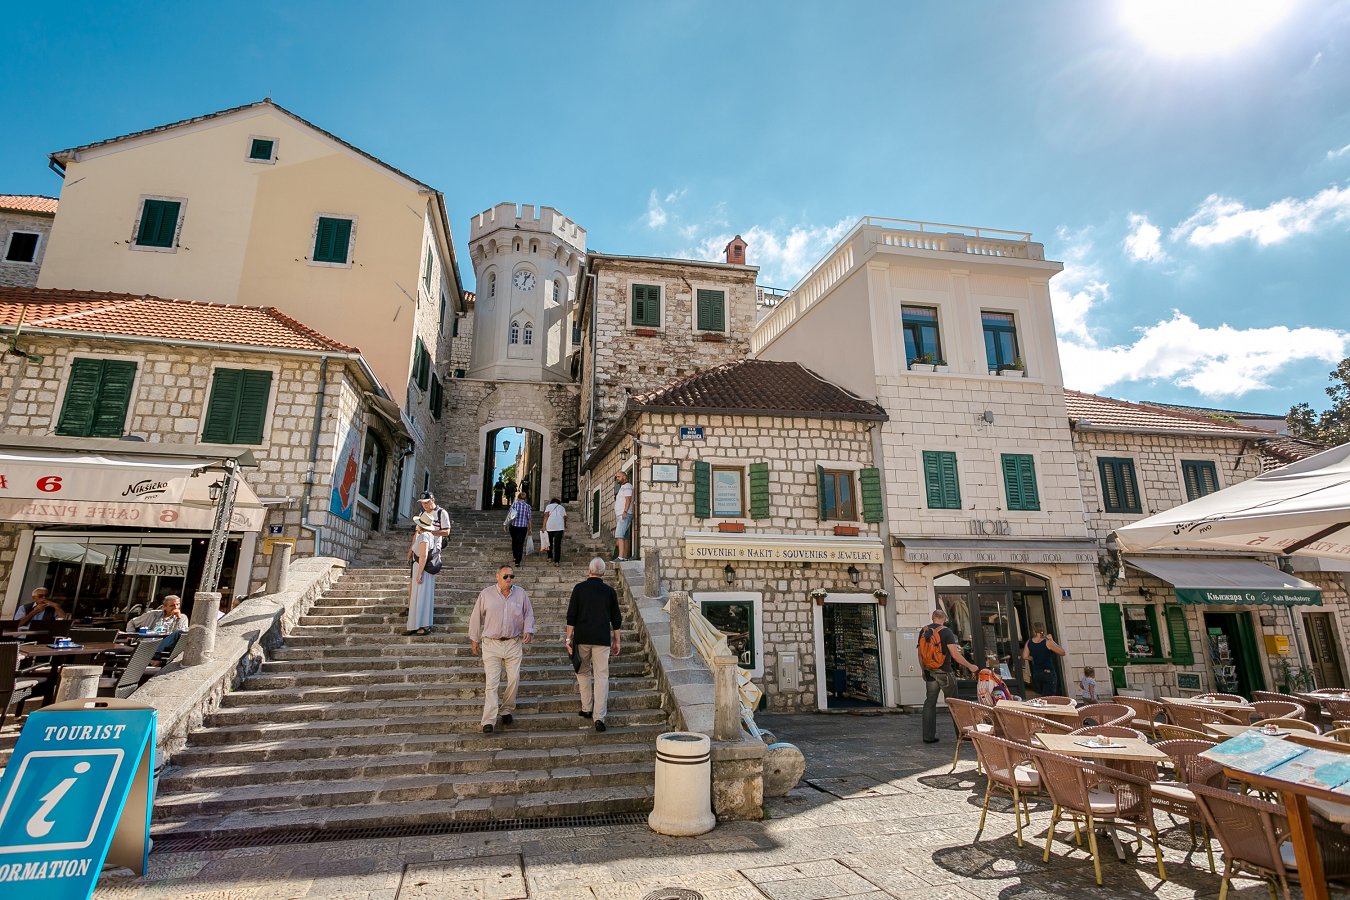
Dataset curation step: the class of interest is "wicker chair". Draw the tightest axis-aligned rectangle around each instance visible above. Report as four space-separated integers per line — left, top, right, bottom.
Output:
97 636 164 699
1 642 39 730
1164 701 1243 732
1070 724 1148 740
947 697 995 773
1322 727 1350 744
1156 722 1215 742
1292 691 1334 723
1076 702 1133 727
1253 717 1320 734
968 731 1043 847
1321 697 1350 722
1196 693 1246 703
1114 695 1168 739
992 706 1074 746
1151 738 1223 873
1248 700 1303 722
1037 695 1077 705
1026 746 1167 886
1192 782 1350 900
1254 690 1301 704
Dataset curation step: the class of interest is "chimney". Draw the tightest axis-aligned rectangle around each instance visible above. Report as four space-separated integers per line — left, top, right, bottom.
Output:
724 234 747 265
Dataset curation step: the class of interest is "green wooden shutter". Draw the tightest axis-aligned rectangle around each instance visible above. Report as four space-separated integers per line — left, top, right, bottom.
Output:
1099 603 1128 667
1165 605 1194 665
314 217 352 263
1099 458 1141 514
233 370 272 444
816 465 828 520
414 339 430 390
430 375 443 420
693 460 711 519
859 467 883 523
632 284 660 327
136 200 179 248
201 369 242 443
696 289 725 331
923 451 960 509
87 360 135 438
1182 460 1219 501
748 462 769 519
249 138 273 160
56 358 104 436
591 489 600 532
423 249 434 291
1002 454 1039 511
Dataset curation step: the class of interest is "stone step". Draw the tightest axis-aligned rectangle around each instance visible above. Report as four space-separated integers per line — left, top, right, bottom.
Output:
277 630 641 648
243 667 654 691
205 691 664 725
260 652 648 673
150 782 654 838
187 708 670 746
159 740 655 790
223 680 661 706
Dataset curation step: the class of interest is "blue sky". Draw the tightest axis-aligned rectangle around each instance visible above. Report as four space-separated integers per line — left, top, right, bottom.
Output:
5 1 1350 415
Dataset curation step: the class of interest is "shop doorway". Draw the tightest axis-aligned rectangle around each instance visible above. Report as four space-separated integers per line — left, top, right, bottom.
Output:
821 600 884 708
1202 611 1266 697
1304 612 1346 690
481 426 544 510
935 568 1055 699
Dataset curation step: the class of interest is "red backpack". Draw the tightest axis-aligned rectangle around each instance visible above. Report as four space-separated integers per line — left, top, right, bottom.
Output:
917 624 948 671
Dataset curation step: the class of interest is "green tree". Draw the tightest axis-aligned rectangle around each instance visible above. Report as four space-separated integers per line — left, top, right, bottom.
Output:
1288 358 1350 446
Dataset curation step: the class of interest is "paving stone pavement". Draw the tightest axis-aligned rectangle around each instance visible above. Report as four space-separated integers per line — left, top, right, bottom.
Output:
94 710 1348 899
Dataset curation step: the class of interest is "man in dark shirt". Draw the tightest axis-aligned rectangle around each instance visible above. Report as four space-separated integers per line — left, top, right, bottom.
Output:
565 557 622 732
919 608 978 744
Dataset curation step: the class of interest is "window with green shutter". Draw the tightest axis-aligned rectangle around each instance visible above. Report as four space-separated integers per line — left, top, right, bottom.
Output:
859 467 883 523
631 284 661 327
423 248 434 292
413 339 430 391
135 199 181 248
56 358 137 438
248 138 275 161
816 468 856 521
922 451 961 509
313 216 353 264
1098 457 1142 514
696 289 726 332
693 460 711 519
748 462 769 519
1164 604 1195 665
1181 459 1220 501
1001 453 1040 511
429 375 443 421
201 368 272 444
1098 603 1128 689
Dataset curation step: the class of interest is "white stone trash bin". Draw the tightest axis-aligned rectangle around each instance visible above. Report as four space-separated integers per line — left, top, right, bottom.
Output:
648 731 715 836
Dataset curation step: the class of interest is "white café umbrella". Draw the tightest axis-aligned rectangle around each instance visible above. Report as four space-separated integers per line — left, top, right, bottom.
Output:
1114 441 1350 563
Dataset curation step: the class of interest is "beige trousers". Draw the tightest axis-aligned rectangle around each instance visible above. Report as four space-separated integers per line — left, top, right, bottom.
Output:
481 637 523 726
576 643 612 722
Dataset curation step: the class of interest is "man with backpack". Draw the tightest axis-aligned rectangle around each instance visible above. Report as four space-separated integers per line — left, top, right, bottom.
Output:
918 609 979 744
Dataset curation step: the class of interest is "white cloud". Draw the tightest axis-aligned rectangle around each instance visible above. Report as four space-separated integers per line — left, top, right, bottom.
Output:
1123 213 1167 262
644 189 668 229
1329 143 1350 160
1049 230 1111 343
679 219 854 287
1171 185 1350 247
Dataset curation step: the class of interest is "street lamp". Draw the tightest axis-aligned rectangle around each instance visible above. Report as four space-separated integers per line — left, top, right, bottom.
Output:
847 565 861 587
723 564 735 585
208 479 225 502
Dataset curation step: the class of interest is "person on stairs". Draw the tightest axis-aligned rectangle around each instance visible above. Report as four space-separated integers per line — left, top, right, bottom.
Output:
416 490 451 548
505 492 532 566
613 471 633 562
566 557 622 733
468 564 535 733
543 497 566 566
405 511 438 636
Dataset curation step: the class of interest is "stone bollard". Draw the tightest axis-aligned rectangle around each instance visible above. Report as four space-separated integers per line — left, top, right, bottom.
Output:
762 742 807 796
182 591 221 667
55 665 103 702
712 654 741 741
643 549 662 598
648 732 715 836
668 590 691 659
266 543 292 594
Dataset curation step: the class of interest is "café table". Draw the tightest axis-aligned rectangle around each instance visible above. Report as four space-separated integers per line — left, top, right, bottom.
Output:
1216 732 1350 900
19 641 130 703
1036 732 1168 764
1161 695 1255 714
996 699 1083 719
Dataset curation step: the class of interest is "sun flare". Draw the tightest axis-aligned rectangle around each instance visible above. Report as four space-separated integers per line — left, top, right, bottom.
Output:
1120 0 1294 57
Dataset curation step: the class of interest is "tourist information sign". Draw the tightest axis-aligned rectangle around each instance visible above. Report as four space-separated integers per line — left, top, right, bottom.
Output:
0 699 155 899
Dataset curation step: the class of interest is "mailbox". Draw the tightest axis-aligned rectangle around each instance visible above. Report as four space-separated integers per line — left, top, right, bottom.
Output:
1263 634 1291 655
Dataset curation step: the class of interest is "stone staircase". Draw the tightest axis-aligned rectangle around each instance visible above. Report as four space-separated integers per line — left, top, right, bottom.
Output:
149 509 671 840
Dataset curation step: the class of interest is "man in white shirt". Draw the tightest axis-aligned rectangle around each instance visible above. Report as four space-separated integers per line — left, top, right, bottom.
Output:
613 472 634 562
543 498 566 567
417 491 451 549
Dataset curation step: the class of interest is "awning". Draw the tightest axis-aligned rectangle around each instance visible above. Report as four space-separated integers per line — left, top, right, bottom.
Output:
1125 557 1322 607
895 537 1099 565
0 445 266 532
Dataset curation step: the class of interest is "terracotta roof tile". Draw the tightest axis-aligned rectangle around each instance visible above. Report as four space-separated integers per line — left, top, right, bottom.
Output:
1138 400 1285 421
0 287 357 354
632 359 887 421
1064 390 1270 436
1259 435 1327 470
0 195 58 215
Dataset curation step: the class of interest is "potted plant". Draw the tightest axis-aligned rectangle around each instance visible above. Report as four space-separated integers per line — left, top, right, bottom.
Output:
909 352 937 373
872 589 888 606
809 588 829 606
997 357 1026 377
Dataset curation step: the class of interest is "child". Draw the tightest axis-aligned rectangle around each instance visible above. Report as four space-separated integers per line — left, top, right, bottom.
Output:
976 656 1017 706
1078 666 1098 703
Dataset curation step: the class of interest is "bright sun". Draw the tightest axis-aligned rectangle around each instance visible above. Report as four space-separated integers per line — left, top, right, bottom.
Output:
1120 0 1294 57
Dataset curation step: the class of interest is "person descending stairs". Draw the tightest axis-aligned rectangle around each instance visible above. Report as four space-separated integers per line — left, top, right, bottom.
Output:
149 508 670 841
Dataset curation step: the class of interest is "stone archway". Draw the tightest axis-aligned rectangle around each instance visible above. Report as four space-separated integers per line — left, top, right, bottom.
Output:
477 418 552 511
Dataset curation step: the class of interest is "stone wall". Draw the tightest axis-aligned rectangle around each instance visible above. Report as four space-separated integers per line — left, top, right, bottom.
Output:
0 210 53 288
587 412 886 710
582 258 757 446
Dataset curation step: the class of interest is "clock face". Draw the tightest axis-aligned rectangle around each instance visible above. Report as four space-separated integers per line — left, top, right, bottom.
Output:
512 271 536 291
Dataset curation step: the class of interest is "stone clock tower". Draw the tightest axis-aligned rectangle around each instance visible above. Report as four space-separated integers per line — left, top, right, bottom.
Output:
467 203 587 382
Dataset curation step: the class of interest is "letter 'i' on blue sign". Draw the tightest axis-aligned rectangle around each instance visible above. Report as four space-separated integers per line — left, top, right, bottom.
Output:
0 700 156 900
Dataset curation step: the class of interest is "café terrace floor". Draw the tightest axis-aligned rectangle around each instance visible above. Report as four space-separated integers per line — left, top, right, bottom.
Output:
91 710 1345 900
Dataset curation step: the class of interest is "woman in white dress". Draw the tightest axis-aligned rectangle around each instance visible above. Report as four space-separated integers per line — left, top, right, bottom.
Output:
406 511 437 635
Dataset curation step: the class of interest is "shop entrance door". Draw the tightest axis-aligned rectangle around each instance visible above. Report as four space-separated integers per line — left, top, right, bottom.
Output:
1202 611 1266 697
822 601 883 708
934 568 1053 699
1305 612 1346 689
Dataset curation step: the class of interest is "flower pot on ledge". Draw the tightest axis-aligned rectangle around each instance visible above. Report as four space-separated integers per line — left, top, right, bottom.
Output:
996 368 1026 378
909 363 936 373
833 525 860 536
718 522 745 533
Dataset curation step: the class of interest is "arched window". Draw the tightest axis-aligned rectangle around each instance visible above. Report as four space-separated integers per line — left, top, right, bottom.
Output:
488 272 497 298
509 319 520 345
522 323 534 346
553 280 561 304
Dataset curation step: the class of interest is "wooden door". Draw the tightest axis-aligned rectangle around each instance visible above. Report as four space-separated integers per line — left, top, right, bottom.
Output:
1306 612 1346 690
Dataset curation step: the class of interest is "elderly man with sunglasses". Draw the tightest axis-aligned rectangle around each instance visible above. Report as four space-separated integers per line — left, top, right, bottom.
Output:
468 564 535 734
